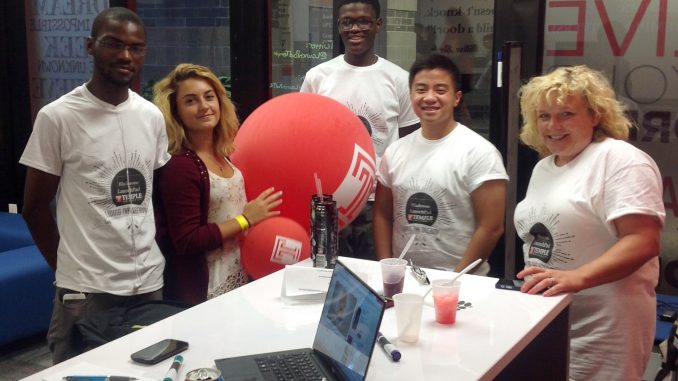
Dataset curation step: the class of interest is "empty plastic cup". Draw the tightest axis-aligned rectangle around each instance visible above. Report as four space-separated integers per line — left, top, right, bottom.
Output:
393 293 424 343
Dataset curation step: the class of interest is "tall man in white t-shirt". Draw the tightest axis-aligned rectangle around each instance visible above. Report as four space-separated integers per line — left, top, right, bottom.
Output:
300 0 419 260
374 54 508 274
20 7 170 363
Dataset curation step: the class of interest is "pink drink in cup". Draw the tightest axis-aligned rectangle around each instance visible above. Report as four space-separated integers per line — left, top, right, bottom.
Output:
433 291 459 324
431 280 461 325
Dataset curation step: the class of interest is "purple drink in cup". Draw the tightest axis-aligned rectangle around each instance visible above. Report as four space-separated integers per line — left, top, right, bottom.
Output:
381 258 408 298
383 280 404 298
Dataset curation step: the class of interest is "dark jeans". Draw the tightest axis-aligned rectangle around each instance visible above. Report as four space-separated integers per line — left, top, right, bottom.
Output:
47 287 162 364
338 202 376 261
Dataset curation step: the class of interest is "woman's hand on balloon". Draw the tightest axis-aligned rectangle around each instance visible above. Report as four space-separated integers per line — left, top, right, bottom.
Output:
242 187 282 226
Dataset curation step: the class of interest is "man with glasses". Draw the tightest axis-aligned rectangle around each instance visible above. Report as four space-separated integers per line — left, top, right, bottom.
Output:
20 7 169 363
301 0 419 261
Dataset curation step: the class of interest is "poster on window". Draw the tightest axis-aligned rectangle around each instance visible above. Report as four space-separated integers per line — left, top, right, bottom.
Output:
24 1 109 120
415 0 494 78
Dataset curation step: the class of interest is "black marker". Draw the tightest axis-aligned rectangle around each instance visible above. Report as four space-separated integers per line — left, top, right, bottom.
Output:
376 332 401 362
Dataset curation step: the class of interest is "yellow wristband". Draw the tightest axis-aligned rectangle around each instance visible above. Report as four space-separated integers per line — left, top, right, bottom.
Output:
235 214 250 231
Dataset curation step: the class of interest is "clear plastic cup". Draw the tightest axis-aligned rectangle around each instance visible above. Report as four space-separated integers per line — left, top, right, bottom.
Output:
432 279 461 325
380 258 408 298
393 293 424 343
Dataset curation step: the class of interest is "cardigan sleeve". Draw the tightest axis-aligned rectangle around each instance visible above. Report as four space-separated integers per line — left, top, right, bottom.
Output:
156 155 223 257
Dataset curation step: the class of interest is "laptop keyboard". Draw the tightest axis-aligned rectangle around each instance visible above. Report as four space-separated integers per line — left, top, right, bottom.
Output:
255 351 325 381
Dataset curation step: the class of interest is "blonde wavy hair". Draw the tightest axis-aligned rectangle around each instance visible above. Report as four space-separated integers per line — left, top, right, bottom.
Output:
153 63 239 155
518 65 632 157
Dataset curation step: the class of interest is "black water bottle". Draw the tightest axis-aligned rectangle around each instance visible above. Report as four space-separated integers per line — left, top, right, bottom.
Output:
310 194 338 268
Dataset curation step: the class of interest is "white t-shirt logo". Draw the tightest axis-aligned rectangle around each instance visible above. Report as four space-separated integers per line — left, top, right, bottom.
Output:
111 168 147 206
527 222 553 263
406 192 438 226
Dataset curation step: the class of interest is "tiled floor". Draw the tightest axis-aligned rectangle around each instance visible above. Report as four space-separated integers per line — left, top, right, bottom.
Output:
0 335 51 381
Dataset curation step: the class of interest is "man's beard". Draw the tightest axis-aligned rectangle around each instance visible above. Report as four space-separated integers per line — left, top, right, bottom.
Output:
94 60 137 87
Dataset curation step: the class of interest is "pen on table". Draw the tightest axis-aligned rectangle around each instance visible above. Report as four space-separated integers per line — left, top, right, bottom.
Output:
163 354 184 381
376 331 401 362
63 376 138 381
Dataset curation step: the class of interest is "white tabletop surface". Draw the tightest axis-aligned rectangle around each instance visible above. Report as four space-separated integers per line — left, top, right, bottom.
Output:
22 257 570 381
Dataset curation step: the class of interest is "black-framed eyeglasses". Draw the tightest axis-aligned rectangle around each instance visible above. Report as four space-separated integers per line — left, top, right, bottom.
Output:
338 17 376 31
96 38 147 57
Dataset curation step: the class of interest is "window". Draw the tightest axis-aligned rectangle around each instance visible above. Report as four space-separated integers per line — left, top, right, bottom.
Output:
137 0 232 100
543 0 678 291
270 0 495 137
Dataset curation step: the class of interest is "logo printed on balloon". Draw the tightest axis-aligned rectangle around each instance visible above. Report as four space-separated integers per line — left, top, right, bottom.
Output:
241 216 310 279
270 235 303 265
231 93 376 233
333 144 376 228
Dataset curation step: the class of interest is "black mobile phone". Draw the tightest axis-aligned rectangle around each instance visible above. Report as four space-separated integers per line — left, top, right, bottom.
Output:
495 278 524 291
130 339 189 364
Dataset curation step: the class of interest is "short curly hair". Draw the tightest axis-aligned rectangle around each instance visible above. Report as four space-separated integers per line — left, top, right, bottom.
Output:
518 65 633 157
91 7 144 40
153 63 239 156
336 0 380 17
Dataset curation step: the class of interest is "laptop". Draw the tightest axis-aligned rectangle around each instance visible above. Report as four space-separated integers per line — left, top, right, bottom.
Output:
215 260 386 381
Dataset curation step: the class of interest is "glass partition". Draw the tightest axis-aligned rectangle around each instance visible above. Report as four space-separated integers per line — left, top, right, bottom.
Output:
271 0 334 95
270 0 495 137
542 0 677 292
137 0 232 100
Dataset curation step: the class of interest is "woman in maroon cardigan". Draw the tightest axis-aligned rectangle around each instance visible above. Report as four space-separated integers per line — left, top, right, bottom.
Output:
153 64 282 305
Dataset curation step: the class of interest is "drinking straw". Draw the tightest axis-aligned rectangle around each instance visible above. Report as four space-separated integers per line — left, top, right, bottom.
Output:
314 172 323 197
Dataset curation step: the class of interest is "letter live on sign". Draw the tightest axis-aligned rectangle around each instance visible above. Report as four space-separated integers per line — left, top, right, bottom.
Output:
545 0 674 57
665 176 678 218
545 0 678 145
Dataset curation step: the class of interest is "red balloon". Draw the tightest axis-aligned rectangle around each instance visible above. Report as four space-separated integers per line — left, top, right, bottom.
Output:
232 93 376 233
241 216 311 279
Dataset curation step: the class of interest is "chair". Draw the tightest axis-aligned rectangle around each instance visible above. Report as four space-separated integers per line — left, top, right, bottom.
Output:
656 320 678 381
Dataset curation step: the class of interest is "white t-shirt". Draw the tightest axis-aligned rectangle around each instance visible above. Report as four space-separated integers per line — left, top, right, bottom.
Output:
514 138 664 380
300 55 419 199
20 84 170 295
377 124 508 274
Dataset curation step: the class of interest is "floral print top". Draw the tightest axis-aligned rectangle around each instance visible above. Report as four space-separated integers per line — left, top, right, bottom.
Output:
205 159 248 299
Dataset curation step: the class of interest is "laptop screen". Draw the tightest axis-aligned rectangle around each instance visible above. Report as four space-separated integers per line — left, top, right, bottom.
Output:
313 261 385 381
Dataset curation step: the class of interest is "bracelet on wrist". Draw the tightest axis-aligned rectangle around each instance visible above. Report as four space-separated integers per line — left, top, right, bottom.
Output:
235 214 250 231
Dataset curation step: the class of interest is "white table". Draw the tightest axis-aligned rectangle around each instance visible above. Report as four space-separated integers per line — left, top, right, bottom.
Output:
22 257 571 381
